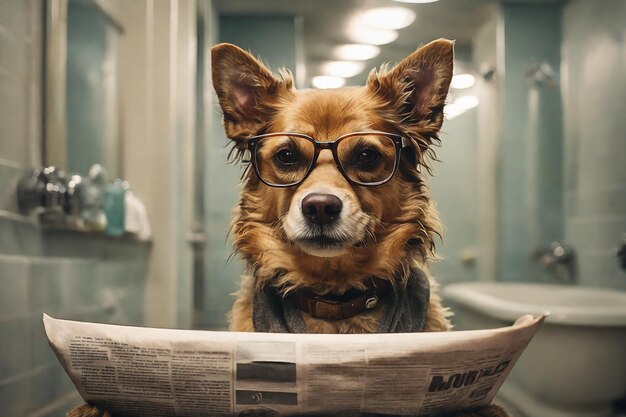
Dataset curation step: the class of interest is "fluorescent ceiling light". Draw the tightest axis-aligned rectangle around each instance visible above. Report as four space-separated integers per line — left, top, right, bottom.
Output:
323 61 366 78
455 95 479 109
348 26 398 45
451 73 476 89
445 103 466 120
359 7 416 30
334 44 381 61
445 95 479 119
392 0 439 3
312 76 346 89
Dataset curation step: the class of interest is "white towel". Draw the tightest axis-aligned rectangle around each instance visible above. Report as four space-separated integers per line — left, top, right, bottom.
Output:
124 191 152 241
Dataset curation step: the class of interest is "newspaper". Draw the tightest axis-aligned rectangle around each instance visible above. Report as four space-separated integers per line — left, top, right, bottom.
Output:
44 314 545 416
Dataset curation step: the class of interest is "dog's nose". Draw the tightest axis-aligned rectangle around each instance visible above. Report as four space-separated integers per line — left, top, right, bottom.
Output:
301 193 343 225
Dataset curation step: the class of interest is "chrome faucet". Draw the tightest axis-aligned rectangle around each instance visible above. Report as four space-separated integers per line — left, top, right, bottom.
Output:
533 242 576 283
17 166 68 219
617 234 626 272
17 165 109 231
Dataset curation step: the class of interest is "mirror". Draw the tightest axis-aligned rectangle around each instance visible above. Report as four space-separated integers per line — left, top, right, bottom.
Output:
44 0 124 178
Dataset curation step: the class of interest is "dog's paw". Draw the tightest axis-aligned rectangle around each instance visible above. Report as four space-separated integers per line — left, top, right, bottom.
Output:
441 404 511 417
66 404 112 417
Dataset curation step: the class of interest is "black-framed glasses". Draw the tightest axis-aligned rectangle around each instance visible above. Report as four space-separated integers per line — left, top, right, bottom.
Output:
247 131 411 187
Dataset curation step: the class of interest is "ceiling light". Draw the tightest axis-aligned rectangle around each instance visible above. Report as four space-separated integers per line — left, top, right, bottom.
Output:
322 61 366 78
312 76 346 89
334 44 381 61
455 95 479 109
348 26 399 45
451 73 476 89
445 103 463 120
445 95 479 119
391 0 439 3
359 7 416 30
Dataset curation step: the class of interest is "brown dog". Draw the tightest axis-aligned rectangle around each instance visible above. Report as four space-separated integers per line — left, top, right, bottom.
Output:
210 39 510 416
216 41 453 335
68 39 509 417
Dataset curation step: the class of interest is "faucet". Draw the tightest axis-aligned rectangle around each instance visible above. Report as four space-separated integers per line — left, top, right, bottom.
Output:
617 234 626 272
533 242 576 283
17 166 68 221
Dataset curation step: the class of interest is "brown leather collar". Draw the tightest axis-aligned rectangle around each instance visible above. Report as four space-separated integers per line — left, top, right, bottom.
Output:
294 278 390 320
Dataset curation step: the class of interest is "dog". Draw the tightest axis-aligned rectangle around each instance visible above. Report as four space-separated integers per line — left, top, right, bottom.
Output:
69 39 509 417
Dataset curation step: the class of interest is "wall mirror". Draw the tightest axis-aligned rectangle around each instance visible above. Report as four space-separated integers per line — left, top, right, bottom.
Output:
44 0 124 178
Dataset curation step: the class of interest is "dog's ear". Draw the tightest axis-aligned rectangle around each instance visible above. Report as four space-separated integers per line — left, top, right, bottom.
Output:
212 43 290 144
368 38 454 134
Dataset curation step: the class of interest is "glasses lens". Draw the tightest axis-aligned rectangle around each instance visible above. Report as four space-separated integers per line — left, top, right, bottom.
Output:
336 134 397 184
254 135 315 185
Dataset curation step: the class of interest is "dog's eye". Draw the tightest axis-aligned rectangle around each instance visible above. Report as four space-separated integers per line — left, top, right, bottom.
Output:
274 149 300 165
356 148 381 166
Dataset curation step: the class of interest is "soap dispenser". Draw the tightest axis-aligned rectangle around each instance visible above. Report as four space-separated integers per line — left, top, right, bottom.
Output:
103 178 127 237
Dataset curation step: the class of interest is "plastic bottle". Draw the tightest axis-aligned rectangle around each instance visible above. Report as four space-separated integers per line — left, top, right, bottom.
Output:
103 178 126 236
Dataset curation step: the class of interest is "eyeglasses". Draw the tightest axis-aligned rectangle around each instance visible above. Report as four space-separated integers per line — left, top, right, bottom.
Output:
247 131 410 187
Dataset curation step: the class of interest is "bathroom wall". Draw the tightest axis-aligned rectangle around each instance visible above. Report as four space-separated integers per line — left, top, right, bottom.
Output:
0 1 149 416
429 106 480 284
199 14 299 328
561 0 626 290
469 1 625 288
473 16 500 282
469 3 563 283
497 2 563 282
100 0 198 329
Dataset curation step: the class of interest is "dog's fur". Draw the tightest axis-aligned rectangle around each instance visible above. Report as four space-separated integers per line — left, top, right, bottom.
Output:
69 39 509 417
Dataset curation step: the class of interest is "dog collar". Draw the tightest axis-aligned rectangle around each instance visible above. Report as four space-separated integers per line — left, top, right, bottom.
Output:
294 278 390 320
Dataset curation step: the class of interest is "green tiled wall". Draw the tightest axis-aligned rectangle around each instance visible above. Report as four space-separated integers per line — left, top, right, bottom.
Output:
0 204 150 417
0 213 150 417
497 3 564 282
429 104 479 284
562 0 626 289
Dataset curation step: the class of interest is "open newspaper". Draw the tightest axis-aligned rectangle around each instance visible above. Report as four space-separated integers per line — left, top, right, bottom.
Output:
44 314 545 416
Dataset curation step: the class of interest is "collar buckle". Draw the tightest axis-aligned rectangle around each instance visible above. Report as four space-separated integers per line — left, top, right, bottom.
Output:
365 296 378 309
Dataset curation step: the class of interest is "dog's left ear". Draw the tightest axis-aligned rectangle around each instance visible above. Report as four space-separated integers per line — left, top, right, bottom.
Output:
368 38 454 134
